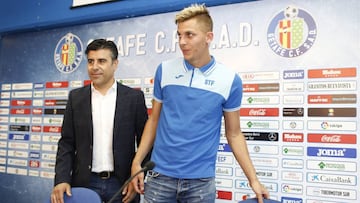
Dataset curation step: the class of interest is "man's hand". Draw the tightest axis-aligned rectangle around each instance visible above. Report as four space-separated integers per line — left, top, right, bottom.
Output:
130 162 145 194
51 183 71 203
250 180 270 203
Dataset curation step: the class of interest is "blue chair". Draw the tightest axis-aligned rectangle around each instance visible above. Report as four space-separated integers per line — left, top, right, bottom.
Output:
238 198 281 203
45 187 102 203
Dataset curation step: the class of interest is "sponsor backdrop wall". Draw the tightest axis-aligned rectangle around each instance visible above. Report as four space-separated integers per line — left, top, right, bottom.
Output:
0 0 359 202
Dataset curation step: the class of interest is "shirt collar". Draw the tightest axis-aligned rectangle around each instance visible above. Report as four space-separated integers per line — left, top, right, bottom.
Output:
91 80 117 94
182 56 216 76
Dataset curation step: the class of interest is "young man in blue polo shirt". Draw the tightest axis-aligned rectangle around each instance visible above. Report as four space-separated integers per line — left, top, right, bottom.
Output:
131 4 269 203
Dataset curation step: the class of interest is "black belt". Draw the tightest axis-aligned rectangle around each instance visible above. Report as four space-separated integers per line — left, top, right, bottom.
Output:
92 171 114 179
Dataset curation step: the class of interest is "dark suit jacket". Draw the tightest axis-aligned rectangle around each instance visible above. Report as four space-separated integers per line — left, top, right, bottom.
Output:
54 82 148 189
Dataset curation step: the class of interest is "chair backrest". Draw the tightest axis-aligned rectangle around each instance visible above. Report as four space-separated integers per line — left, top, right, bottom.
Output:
238 198 281 203
45 187 102 203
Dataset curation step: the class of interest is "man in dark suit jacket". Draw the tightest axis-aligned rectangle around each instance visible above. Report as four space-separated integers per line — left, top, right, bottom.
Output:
51 39 148 203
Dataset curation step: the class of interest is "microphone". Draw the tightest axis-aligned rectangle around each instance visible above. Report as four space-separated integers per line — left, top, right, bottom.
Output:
107 161 155 203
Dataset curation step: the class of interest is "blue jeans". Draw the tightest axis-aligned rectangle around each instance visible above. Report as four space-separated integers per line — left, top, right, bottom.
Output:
144 170 216 203
89 173 121 203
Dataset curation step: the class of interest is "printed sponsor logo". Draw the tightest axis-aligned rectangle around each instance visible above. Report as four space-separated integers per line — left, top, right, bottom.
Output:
1 92 11 99
41 144 58 152
42 153 56 161
308 107 356 117
43 126 62 133
307 121 356 131
239 71 280 81
10 108 31 115
30 134 41 142
32 117 42 124
308 67 356 78
243 95 279 105
29 152 41 159
29 160 40 168
283 132 304 142
243 83 279 92
307 160 356 172
282 159 303 169
283 95 304 104
216 154 234 165
307 147 356 158
281 183 303 194
8 142 29 149
248 144 278 155
218 143 232 152
308 81 356 91
54 33 83 73
308 94 356 104
307 133 356 144
240 108 279 116
236 169 279 180
0 100 10 107
9 125 30 132
11 100 32 106
11 83 33 90
43 117 63 125
244 132 279 141
251 157 278 167
281 197 303 203
306 186 356 200
283 120 303 130
45 81 69 88
216 166 233 176
1 84 11 91
215 178 233 188
44 99 67 106
282 146 303 156
44 108 65 115
241 120 279 130
0 108 9 115
42 135 60 143
216 190 232 200
7 167 27 176
31 126 42 132
70 80 83 88
282 171 303 181
307 172 356 186
40 171 55 179
0 124 9 131
8 133 30 141
32 108 43 115
8 158 28 167
32 100 44 106
34 83 44 89
29 170 40 177
0 116 9 123
283 108 304 116
33 91 44 98
283 70 304 79
7 150 28 158
41 161 55 169
267 5 317 57
45 90 68 98
11 91 33 98
118 78 142 86
144 77 154 85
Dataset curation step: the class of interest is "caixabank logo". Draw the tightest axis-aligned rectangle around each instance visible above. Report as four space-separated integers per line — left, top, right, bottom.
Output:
267 5 317 58
54 33 83 73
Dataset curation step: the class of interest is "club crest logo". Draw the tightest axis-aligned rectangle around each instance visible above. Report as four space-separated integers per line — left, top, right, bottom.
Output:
267 5 317 58
54 33 83 73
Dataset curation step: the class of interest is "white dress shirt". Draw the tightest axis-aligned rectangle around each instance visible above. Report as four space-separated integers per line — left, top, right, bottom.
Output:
91 82 117 172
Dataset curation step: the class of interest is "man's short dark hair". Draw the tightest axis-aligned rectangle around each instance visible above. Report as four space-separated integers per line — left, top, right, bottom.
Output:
85 39 118 60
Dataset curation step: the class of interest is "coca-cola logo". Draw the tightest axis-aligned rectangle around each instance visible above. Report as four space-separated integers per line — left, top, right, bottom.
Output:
321 135 341 143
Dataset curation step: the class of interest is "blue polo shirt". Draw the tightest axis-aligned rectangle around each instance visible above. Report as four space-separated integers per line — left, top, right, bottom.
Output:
151 56 243 178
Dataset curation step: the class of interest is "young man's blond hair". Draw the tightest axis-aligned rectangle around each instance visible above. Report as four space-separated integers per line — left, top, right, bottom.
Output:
175 4 213 32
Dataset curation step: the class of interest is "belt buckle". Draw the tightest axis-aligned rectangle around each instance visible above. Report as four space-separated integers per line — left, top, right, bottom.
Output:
100 171 111 179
